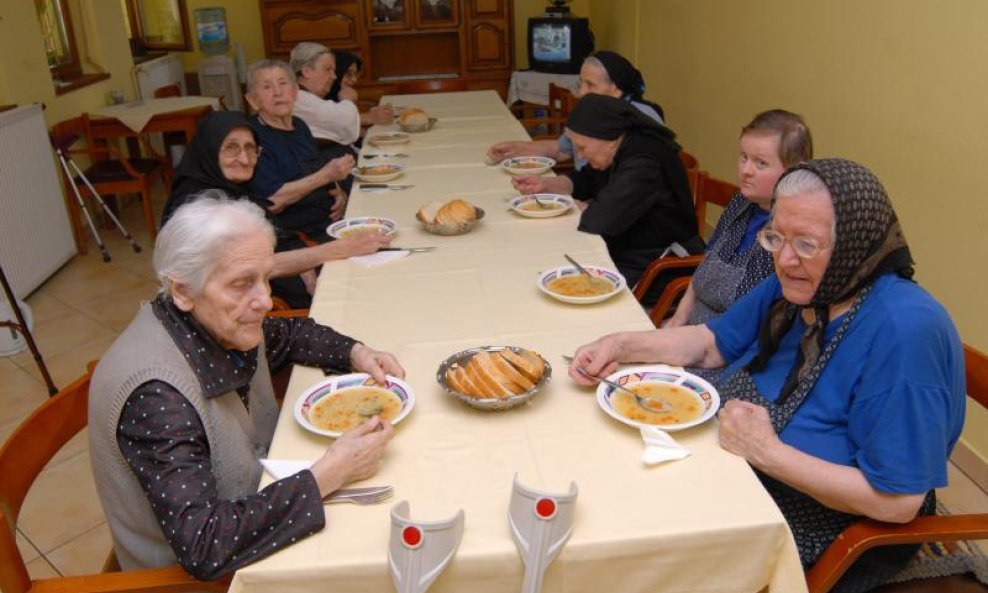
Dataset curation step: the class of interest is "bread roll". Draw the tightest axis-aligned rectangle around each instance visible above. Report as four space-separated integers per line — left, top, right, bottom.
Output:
416 200 444 223
400 108 430 129
446 349 544 399
436 198 477 226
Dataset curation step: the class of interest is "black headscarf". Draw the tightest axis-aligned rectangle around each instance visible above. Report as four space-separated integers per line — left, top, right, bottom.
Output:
161 111 258 226
566 94 676 146
327 52 363 102
748 158 914 400
590 51 665 121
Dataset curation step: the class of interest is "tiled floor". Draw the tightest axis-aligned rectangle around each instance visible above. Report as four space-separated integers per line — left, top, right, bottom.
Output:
3 193 988 582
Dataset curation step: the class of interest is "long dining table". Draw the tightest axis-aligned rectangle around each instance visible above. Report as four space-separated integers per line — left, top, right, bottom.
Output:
228 90 807 593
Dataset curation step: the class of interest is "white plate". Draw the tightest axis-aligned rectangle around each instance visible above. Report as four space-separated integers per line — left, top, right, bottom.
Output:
537 265 625 304
327 216 398 239
353 163 404 183
368 132 411 146
596 365 720 432
294 373 415 438
501 156 556 176
509 194 575 218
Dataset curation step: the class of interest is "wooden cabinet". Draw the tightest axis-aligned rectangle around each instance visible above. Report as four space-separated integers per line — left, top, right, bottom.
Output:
259 0 513 99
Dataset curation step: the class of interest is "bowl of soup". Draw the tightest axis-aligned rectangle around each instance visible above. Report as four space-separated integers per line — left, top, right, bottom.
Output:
353 163 404 182
327 216 398 240
596 365 720 432
501 156 556 176
367 132 411 146
537 265 626 304
508 194 575 218
294 373 415 437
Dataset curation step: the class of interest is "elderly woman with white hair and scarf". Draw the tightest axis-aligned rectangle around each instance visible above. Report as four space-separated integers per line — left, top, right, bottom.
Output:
89 196 402 580
514 94 704 287
567 159 966 592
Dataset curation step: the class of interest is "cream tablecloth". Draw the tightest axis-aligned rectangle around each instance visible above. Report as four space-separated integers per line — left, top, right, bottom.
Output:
93 96 220 133
229 90 806 593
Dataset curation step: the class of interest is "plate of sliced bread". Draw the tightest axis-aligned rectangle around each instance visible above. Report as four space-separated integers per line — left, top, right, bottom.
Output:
437 346 551 411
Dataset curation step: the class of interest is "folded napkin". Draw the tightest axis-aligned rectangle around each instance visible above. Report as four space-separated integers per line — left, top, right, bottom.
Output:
260 459 313 480
351 250 409 267
640 426 691 466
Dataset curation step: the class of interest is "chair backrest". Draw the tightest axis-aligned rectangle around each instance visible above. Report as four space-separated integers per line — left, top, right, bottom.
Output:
0 368 225 593
153 83 182 98
394 79 468 94
548 83 577 117
694 171 739 236
0 372 90 593
964 343 988 409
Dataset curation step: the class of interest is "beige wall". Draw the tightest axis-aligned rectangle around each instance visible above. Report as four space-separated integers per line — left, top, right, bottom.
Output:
0 0 135 125
597 0 988 461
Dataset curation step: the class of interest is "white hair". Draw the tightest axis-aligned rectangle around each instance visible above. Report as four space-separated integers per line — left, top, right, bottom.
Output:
246 59 296 93
773 169 837 240
582 56 613 85
154 191 276 297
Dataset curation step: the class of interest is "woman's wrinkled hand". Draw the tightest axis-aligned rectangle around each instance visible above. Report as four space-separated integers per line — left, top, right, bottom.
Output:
717 400 779 467
334 230 392 256
323 154 355 183
511 175 548 195
311 417 395 496
568 335 622 386
350 342 405 383
370 104 394 125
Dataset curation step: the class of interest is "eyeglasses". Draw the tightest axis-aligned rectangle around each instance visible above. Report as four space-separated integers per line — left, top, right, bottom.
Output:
220 143 262 159
757 228 831 259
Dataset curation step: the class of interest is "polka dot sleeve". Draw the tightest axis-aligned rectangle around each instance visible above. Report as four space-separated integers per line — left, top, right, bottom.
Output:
263 317 357 375
116 382 326 580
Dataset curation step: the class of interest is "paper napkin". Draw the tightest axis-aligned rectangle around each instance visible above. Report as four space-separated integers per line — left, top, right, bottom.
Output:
351 250 409 267
260 459 313 480
640 426 691 465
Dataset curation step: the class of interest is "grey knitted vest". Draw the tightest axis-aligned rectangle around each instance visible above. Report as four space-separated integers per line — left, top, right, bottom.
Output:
89 305 279 570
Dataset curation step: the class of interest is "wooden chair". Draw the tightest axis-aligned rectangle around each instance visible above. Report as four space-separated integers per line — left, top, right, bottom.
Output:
153 84 187 169
679 150 700 204
51 114 172 243
0 368 229 593
633 171 739 325
394 79 467 94
805 343 988 593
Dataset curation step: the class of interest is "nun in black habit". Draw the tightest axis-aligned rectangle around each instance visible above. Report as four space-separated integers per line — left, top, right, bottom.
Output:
512 94 704 287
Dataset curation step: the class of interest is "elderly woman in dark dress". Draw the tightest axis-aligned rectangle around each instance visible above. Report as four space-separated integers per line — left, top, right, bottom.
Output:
162 111 390 308
90 196 402 580
666 109 813 327
513 94 703 287
569 159 966 593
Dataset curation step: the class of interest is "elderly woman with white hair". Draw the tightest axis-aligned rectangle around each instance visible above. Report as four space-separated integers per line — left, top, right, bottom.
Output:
89 196 402 580
568 159 966 592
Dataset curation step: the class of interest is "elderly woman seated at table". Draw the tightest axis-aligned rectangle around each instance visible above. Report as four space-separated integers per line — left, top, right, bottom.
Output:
487 50 664 170
513 94 703 287
162 111 389 308
665 109 813 326
89 196 402 580
290 43 392 162
327 50 382 129
246 59 353 243
569 158 965 592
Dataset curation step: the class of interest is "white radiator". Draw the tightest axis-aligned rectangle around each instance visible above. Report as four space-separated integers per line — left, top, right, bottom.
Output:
0 105 76 298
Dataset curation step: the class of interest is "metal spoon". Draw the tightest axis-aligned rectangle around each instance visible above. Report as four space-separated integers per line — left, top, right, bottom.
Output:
532 195 552 209
562 355 672 414
563 254 614 292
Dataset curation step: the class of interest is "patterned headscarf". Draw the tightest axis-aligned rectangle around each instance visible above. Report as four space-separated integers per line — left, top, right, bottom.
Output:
748 158 914 400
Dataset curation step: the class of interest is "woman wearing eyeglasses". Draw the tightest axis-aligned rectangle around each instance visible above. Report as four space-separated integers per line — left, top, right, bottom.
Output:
568 159 965 592
163 111 390 308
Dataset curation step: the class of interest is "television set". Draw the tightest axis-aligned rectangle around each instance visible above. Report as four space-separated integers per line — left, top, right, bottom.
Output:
527 16 594 75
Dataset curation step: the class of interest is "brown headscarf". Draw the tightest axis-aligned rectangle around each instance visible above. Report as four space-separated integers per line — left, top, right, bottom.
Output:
748 158 914 401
